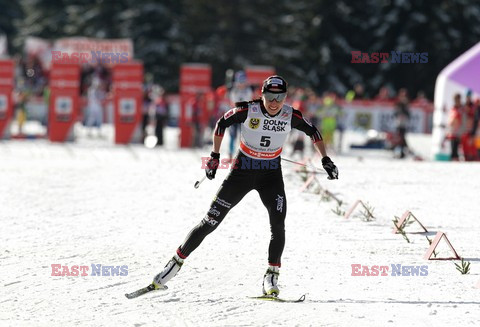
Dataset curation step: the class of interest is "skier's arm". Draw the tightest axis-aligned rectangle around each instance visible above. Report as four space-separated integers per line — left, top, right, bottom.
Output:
212 105 248 152
291 108 338 179
212 135 223 153
206 105 248 180
291 109 324 153
313 139 328 157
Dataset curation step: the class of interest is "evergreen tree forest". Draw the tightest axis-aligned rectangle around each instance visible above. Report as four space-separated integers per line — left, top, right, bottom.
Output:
2 0 480 98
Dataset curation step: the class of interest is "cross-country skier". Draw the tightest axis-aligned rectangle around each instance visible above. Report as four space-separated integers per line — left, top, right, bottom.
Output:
152 75 338 296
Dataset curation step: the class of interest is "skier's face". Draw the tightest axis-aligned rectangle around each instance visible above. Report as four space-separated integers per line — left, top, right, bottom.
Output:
262 88 286 115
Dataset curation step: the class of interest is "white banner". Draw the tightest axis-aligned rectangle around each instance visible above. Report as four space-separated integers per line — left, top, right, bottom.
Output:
338 100 433 133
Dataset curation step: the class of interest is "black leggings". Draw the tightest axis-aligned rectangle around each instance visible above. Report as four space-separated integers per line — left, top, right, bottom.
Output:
450 137 460 160
177 153 287 266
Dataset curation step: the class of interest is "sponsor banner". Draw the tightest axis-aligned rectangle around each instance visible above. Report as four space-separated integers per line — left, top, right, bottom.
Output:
54 96 73 118
245 65 275 86
180 64 211 95
48 63 80 142
0 60 15 138
179 63 212 148
113 62 143 144
338 100 433 133
240 141 283 159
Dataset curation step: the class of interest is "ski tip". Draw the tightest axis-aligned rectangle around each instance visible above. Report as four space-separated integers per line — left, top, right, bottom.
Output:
124 284 159 299
248 293 306 303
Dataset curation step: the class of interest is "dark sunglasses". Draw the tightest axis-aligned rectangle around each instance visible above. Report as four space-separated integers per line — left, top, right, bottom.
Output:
263 92 287 102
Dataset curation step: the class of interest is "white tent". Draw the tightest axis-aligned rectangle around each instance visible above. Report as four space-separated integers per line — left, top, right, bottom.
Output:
432 42 480 160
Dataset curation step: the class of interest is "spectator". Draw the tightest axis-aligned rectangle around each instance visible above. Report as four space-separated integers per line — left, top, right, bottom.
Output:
462 89 477 161
345 83 366 101
289 88 309 157
85 77 105 137
473 98 480 159
393 88 411 158
141 86 152 142
191 92 204 148
24 55 46 96
152 85 168 146
15 90 28 135
375 86 390 101
304 89 319 126
291 88 307 112
413 91 430 105
319 92 338 149
332 93 345 153
214 85 230 123
447 93 464 161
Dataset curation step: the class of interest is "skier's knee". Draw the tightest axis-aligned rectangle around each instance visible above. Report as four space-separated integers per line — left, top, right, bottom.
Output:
270 218 285 234
200 214 221 232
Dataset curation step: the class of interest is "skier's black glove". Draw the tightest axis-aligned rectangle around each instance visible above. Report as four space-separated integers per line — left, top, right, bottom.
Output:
205 152 220 180
322 156 338 180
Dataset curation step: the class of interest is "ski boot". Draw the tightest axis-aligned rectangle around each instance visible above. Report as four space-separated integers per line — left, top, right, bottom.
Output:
262 266 280 296
152 255 184 290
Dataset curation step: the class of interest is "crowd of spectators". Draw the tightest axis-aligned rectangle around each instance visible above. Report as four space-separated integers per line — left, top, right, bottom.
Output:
12 52 112 137
199 75 434 158
11 58 448 157
447 90 480 161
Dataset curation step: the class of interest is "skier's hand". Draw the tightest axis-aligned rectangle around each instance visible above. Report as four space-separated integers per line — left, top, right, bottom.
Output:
322 156 338 180
205 152 220 180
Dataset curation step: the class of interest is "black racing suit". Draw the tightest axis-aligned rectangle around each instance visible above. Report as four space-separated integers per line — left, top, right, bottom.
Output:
176 100 322 267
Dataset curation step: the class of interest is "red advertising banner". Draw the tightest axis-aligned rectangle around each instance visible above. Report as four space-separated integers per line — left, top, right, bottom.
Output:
179 63 212 148
245 65 275 86
112 62 143 144
48 63 80 142
0 59 14 139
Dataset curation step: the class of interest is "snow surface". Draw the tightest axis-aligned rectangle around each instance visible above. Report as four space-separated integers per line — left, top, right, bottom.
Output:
1 127 479 326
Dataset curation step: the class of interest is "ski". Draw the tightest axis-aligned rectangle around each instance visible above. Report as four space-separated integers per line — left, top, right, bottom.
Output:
125 284 167 299
248 294 306 303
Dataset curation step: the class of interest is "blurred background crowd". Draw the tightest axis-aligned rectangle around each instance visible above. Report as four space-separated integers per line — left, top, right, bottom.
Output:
9 51 480 161
2 0 480 161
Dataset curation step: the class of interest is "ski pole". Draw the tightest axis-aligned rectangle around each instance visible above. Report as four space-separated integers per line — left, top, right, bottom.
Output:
281 157 326 174
194 175 207 189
